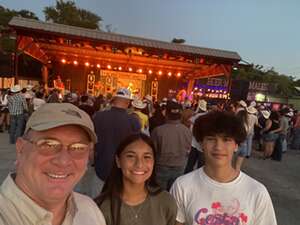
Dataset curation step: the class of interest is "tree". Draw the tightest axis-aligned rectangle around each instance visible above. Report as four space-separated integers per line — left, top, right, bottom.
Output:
232 64 297 97
0 5 38 28
0 5 38 53
171 38 186 44
43 0 102 30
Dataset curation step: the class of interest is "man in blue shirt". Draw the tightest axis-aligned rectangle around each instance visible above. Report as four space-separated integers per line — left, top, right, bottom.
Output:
93 88 140 193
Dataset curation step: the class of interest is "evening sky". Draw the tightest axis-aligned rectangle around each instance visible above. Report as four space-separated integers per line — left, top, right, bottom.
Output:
1 0 299 77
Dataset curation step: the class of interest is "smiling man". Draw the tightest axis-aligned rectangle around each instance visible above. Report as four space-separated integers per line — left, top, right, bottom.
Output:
170 111 277 225
0 103 106 225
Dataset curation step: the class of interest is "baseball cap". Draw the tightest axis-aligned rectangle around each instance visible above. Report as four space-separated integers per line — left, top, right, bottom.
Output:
166 101 182 114
25 103 97 143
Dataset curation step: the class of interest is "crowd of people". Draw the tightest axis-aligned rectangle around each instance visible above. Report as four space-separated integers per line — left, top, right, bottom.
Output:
1 84 299 224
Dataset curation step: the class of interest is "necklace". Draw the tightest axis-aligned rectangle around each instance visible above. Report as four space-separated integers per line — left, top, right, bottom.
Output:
126 195 148 220
129 203 144 219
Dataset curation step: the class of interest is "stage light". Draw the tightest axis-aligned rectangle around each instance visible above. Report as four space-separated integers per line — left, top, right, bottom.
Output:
118 66 122 71
128 67 133 72
73 60 78 65
168 72 172 77
158 71 162 75
61 59 66 64
176 72 181 77
107 65 112 69
148 70 152 74
96 64 101 68
85 62 90 67
137 68 143 73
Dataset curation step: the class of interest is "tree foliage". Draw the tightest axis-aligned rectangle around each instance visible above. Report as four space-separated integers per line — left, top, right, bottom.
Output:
171 38 186 44
0 5 38 28
0 5 38 53
43 0 102 30
232 64 297 97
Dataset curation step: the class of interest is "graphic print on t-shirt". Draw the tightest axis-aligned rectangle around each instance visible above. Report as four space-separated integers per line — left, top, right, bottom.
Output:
193 198 248 225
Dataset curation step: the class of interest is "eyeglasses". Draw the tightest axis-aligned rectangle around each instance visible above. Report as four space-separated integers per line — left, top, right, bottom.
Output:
23 138 92 159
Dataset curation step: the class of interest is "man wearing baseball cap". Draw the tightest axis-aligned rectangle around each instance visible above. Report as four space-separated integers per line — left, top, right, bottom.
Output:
93 88 141 196
0 103 106 225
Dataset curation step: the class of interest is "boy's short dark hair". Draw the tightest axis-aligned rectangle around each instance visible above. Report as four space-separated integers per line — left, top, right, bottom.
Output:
193 111 247 145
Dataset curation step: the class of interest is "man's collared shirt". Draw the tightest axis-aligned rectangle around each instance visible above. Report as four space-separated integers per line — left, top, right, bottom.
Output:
0 174 106 225
7 93 28 115
151 119 192 167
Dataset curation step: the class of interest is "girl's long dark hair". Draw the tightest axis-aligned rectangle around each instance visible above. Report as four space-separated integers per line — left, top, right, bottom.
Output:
94 132 162 225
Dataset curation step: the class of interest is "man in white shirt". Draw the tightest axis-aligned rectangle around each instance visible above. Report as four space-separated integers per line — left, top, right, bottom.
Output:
171 111 277 225
0 103 106 225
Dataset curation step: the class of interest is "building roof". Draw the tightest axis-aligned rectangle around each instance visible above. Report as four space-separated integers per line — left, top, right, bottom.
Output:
9 17 241 61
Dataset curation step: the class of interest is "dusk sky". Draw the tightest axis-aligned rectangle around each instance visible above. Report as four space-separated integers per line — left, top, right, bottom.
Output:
1 0 300 78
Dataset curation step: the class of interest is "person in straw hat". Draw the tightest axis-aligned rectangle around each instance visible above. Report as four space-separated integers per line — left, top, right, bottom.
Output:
7 84 28 144
234 106 259 171
184 99 208 174
245 106 259 158
236 100 247 113
131 98 149 132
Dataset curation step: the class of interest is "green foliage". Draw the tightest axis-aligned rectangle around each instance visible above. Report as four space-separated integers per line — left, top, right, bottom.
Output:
0 5 38 28
0 5 38 53
171 38 186 44
43 0 102 30
233 64 297 97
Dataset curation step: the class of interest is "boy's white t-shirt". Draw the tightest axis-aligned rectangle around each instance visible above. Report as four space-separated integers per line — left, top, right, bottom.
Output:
170 167 277 225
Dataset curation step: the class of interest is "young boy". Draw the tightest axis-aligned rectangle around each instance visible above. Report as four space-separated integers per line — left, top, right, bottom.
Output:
170 111 277 225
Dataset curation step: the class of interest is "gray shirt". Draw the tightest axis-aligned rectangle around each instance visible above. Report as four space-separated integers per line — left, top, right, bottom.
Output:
151 120 192 167
100 191 177 225
280 116 289 136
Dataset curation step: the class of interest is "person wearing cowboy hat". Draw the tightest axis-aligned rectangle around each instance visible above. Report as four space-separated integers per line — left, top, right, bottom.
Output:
184 99 208 174
234 106 260 171
236 100 247 113
272 108 290 160
131 98 149 132
143 94 154 117
245 106 259 158
256 110 271 151
7 84 28 144
92 88 141 197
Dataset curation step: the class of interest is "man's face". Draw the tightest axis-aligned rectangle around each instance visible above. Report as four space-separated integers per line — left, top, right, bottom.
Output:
201 134 238 168
15 125 90 207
